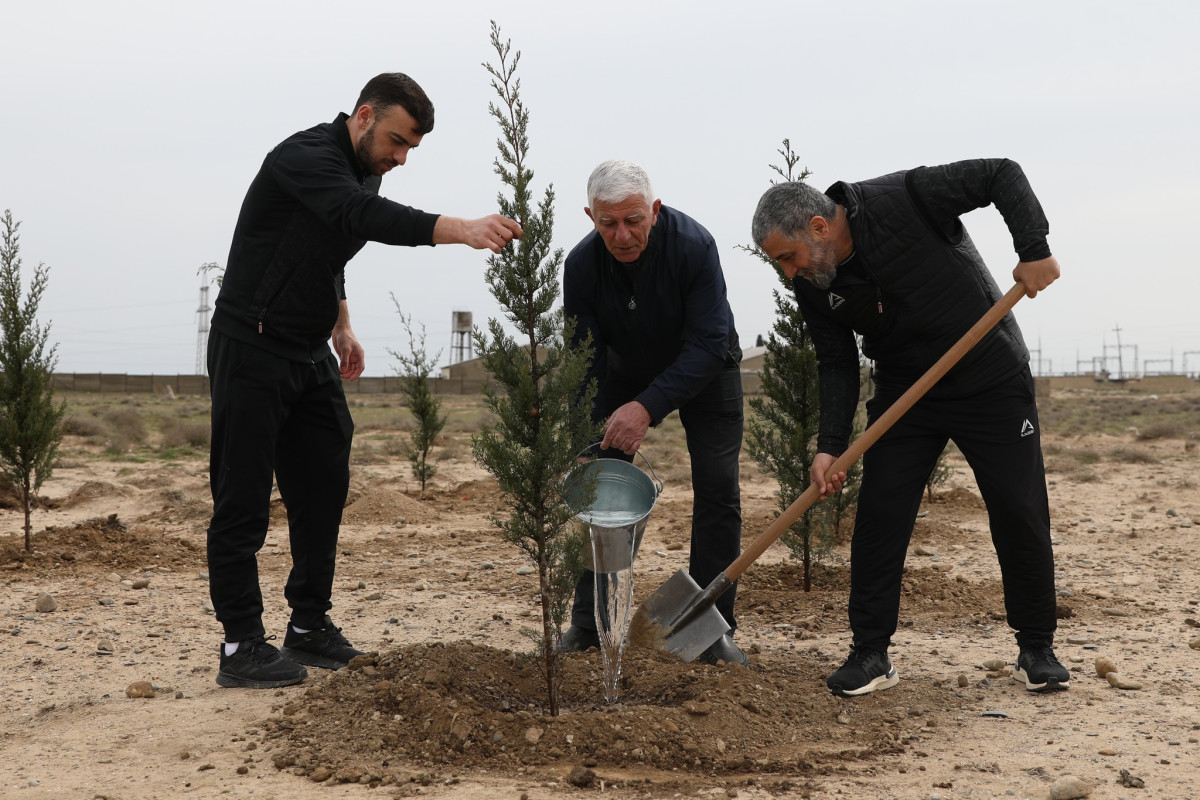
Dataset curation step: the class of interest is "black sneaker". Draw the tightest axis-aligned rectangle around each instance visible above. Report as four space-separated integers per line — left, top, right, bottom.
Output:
217 635 307 689
826 645 899 697
1013 644 1070 692
697 633 749 667
556 625 600 653
280 616 366 670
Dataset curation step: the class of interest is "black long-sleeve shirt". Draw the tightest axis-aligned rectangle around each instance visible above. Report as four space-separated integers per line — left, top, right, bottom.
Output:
212 112 440 363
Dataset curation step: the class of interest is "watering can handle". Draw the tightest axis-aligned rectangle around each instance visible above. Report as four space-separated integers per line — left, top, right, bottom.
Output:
577 442 664 496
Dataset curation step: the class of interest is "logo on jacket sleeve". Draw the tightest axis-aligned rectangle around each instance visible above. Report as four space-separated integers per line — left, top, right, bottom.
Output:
828 292 846 310
1020 419 1036 438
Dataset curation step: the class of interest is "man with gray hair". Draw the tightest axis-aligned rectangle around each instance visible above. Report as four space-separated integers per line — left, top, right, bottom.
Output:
751 159 1064 696
560 160 748 666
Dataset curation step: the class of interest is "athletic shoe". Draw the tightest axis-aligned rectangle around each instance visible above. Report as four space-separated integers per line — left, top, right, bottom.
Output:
697 633 749 667
556 625 600 653
1013 644 1070 692
280 616 366 670
826 645 899 697
217 635 307 689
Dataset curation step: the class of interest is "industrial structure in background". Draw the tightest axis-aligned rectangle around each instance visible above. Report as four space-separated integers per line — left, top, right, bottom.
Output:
450 310 473 365
194 276 211 377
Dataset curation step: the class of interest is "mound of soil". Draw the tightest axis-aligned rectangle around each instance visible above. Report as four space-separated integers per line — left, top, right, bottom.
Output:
0 513 202 570
261 641 959 789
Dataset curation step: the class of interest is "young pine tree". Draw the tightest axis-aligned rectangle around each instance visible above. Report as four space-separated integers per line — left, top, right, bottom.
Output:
471 22 602 717
387 298 446 495
0 210 67 552
743 142 862 591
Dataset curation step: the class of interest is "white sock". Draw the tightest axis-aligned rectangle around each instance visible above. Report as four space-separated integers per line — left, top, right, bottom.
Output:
223 641 239 656
291 625 312 634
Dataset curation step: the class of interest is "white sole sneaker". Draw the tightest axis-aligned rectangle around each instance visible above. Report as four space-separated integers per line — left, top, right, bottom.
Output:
834 667 900 697
1013 666 1069 693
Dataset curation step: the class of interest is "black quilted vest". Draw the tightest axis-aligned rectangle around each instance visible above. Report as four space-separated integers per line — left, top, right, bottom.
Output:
797 170 1029 398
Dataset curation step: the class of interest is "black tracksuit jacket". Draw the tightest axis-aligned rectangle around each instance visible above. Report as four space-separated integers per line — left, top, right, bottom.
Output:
211 112 439 363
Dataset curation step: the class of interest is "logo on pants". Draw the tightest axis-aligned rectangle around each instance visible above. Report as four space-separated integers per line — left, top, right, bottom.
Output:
1020 419 1036 438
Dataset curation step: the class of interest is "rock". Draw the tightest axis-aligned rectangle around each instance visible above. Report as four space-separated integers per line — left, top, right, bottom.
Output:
913 545 937 556
35 593 58 613
1100 607 1130 616
1106 672 1142 690
1118 769 1145 788
1188 636 1200 650
131 578 151 589
1049 775 1091 799
1121 575 1142 586
516 566 533 576
125 681 155 698
683 700 712 716
309 767 333 782
1094 656 1116 677
96 639 114 655
957 674 969 688
981 658 1007 671
105 572 122 583
413 581 426 591
524 727 543 745
566 766 596 787
1066 635 1091 645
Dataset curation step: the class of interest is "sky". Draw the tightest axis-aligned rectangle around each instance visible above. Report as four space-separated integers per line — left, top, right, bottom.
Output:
2 0 1198 379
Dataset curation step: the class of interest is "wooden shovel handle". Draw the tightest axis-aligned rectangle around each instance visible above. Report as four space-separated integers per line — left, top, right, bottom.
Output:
723 282 1027 583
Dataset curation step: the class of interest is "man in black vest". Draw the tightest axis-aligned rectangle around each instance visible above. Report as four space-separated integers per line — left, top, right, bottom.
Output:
751 159 1065 696
559 160 748 667
207 73 522 689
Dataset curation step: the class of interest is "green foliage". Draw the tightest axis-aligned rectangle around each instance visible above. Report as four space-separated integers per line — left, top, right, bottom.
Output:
925 443 954 502
471 22 603 717
387 299 447 494
742 142 862 591
0 210 67 551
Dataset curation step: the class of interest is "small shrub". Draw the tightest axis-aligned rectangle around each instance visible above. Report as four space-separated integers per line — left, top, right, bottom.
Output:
1136 421 1185 441
62 415 104 437
159 418 210 449
1109 446 1158 465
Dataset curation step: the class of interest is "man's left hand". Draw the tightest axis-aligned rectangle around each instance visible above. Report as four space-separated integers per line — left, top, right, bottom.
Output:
1013 256 1060 298
601 401 651 455
332 326 365 381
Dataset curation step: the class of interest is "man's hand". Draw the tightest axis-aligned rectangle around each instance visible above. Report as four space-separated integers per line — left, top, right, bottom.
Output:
601 401 652 455
811 452 846 499
1013 256 1060 298
433 214 524 253
332 321 365 381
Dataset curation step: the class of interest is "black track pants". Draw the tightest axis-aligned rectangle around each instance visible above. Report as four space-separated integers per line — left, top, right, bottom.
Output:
848 367 1056 652
206 330 353 643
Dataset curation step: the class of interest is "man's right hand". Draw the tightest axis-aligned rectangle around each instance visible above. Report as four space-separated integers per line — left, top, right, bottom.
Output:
811 452 846 499
434 214 523 253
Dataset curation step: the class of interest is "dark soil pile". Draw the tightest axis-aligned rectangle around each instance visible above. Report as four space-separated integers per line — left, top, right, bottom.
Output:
260 641 962 791
0 513 202 571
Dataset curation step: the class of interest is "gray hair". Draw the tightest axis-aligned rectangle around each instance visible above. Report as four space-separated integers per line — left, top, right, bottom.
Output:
587 160 656 208
751 181 837 246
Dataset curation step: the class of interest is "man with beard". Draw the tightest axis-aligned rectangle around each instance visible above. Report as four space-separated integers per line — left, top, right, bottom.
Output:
207 73 521 688
559 160 748 667
751 160 1065 696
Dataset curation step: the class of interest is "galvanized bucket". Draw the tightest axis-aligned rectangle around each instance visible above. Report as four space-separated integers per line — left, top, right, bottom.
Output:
564 450 663 573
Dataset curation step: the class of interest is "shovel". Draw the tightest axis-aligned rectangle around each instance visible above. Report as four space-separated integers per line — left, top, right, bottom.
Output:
629 282 1029 662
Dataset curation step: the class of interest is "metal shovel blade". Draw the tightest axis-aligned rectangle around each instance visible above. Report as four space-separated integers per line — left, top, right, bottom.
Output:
629 568 730 662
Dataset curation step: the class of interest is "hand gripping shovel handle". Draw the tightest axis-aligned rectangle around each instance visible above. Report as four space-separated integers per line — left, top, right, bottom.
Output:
722 282 1028 585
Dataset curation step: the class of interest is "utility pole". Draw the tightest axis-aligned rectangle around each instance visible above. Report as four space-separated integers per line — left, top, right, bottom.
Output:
195 280 211 376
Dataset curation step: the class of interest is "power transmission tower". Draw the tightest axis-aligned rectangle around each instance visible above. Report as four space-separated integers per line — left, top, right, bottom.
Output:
195 280 211 376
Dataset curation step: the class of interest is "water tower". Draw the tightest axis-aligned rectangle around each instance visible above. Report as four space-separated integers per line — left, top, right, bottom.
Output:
450 311 473 364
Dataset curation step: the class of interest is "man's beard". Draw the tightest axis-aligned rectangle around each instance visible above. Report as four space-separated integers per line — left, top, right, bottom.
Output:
355 123 389 176
803 239 840 290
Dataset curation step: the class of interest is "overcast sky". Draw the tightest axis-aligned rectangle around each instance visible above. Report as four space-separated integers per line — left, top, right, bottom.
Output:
3 0 1197 379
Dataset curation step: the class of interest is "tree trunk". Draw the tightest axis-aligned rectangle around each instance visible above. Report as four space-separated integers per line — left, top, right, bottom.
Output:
22 478 33 552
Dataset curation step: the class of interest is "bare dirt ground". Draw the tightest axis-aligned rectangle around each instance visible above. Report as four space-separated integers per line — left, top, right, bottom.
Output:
2 382 1199 800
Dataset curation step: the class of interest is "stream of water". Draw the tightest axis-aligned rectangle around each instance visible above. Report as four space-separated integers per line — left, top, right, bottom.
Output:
590 525 635 703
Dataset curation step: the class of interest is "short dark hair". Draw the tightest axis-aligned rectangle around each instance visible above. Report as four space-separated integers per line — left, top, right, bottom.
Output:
353 73 435 135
